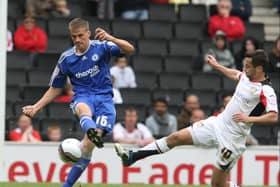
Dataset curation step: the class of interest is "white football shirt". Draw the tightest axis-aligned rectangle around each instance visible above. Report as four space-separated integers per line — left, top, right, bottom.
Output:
217 73 278 136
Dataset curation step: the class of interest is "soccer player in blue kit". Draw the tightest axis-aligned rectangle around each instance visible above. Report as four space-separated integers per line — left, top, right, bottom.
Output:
22 18 134 187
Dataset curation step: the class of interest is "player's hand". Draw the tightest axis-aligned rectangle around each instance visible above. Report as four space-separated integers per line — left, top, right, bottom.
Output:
207 55 219 67
22 105 38 118
232 113 251 123
94 28 114 41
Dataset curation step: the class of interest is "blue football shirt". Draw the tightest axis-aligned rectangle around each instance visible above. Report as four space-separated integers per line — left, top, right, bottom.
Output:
49 40 121 96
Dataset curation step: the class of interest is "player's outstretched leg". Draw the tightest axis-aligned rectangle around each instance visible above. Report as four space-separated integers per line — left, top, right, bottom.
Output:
80 115 104 148
115 128 193 167
115 137 170 166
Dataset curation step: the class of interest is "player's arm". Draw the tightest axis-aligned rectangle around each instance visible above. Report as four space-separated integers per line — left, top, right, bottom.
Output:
207 55 241 81
232 111 278 124
95 28 135 54
22 87 63 117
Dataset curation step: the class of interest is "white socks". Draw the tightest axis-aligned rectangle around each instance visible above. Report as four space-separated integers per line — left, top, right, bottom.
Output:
141 137 170 153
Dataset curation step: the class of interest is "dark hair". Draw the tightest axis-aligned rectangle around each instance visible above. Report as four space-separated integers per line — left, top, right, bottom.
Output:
240 36 260 55
153 97 168 107
245 49 269 69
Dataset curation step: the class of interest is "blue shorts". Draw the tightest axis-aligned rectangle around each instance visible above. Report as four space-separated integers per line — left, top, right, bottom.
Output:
70 93 116 134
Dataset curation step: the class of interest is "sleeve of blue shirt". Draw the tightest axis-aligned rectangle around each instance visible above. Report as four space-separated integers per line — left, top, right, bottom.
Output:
104 41 122 57
49 63 67 88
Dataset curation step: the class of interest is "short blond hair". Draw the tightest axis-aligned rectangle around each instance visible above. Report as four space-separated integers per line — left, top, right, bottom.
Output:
68 18 89 31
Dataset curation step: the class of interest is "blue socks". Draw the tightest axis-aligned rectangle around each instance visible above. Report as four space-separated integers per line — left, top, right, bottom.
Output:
80 115 96 133
62 158 90 187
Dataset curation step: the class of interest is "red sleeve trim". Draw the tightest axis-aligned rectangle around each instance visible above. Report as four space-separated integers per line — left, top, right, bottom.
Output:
260 90 267 107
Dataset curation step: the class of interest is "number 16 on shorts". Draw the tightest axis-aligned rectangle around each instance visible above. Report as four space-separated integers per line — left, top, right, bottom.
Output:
96 115 112 129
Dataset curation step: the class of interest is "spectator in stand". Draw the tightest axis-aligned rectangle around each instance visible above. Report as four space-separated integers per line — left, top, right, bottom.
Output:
203 30 235 72
25 0 52 19
213 92 233 116
51 0 71 18
234 36 260 71
117 0 149 20
231 0 252 21
14 14 47 52
110 56 137 89
46 125 62 142
25 0 70 18
113 107 154 147
192 0 217 5
54 79 74 103
9 114 42 142
177 94 200 130
145 98 177 138
208 0 245 41
272 0 280 14
189 108 206 124
7 30 13 51
111 75 123 104
268 36 280 72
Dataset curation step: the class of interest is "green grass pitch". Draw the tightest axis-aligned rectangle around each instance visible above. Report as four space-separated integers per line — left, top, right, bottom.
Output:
0 183 274 187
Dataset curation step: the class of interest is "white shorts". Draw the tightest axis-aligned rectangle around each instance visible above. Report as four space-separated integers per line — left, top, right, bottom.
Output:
187 116 246 171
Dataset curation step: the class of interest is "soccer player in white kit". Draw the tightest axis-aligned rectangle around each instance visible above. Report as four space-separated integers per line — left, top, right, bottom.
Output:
115 50 279 187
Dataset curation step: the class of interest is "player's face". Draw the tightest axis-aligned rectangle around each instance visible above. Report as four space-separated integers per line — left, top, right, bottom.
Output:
70 27 91 52
243 57 256 80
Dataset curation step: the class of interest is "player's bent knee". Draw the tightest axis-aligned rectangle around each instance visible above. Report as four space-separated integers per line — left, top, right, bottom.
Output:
75 102 92 117
167 129 193 147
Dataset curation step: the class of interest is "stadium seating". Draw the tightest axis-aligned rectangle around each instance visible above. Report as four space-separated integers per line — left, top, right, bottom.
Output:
163 56 193 74
135 72 158 89
152 88 184 106
47 37 72 53
143 21 173 40
48 103 76 120
178 4 207 23
32 52 60 71
251 124 278 145
22 86 49 102
159 72 190 90
48 19 72 37
132 55 163 73
191 73 222 91
149 3 177 21
169 39 199 56
5 1 278 144
174 22 205 40
28 70 52 86
7 51 31 70
6 69 27 86
6 85 21 102
120 88 152 106
138 39 168 56
112 20 142 40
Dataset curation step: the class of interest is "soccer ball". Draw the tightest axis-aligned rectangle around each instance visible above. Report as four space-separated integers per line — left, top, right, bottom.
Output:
58 138 82 164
